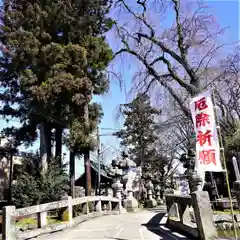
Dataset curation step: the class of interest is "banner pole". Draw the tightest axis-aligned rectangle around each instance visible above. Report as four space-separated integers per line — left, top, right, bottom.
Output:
211 86 238 240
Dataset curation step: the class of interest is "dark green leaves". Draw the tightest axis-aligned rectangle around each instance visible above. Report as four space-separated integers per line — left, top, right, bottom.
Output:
12 157 69 208
0 0 113 152
117 93 161 166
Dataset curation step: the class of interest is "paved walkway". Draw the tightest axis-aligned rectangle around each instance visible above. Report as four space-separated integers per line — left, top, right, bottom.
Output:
37 208 189 240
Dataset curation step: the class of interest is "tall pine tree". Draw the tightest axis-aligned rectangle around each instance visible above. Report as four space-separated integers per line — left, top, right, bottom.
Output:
0 0 113 195
117 93 161 166
0 1 112 151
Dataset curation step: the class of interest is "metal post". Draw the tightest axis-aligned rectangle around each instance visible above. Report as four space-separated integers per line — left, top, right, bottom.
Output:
8 153 13 203
97 127 101 195
69 150 75 198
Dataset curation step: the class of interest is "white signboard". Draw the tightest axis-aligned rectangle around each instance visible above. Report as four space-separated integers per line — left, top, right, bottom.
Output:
190 90 223 172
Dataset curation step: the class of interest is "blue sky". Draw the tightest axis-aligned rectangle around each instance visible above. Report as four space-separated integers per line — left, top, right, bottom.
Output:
0 0 239 177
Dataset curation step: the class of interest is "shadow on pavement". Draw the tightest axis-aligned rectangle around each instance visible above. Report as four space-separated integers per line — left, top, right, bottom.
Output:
142 212 195 240
141 213 169 238
143 212 166 227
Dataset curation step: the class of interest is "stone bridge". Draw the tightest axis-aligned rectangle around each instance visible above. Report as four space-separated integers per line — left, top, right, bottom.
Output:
36 208 186 240
2 192 218 240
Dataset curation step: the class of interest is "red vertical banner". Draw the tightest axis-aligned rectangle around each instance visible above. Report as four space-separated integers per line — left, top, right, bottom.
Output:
190 90 223 172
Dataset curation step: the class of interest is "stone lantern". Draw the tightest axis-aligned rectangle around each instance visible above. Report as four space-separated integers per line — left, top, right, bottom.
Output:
119 151 139 212
180 148 203 193
144 173 157 208
108 158 127 213
109 159 124 200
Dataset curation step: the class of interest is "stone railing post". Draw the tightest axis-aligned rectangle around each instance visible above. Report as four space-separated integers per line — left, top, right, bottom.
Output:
188 171 203 193
107 200 112 211
61 196 73 226
2 205 16 240
37 211 47 228
191 191 217 240
95 200 102 212
233 180 240 209
82 201 89 214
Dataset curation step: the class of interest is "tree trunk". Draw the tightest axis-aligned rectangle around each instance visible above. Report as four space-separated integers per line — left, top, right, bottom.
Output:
40 122 52 172
84 150 91 196
55 126 63 166
84 103 92 196
69 150 75 198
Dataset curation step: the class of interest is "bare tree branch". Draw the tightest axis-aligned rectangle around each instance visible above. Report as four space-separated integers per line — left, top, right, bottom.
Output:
112 0 227 125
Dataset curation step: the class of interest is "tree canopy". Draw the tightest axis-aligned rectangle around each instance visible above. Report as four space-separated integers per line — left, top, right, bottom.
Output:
0 0 113 156
116 93 160 166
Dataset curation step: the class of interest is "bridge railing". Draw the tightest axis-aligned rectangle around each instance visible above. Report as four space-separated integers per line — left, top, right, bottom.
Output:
165 191 217 240
2 195 122 240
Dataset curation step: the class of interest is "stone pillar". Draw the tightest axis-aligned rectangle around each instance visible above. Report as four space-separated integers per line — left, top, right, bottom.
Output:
188 171 203 193
191 191 217 240
123 189 138 212
146 180 157 208
232 154 240 207
82 202 89 214
95 200 102 212
232 157 240 182
107 201 112 211
61 196 73 226
2 205 16 240
233 180 240 209
37 211 47 228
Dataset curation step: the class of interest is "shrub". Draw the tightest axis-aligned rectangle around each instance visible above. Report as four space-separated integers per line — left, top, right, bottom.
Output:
12 157 69 208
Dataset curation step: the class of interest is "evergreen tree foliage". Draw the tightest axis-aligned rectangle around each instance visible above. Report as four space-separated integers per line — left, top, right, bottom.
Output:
0 0 113 152
68 102 103 155
225 121 240 153
116 93 161 166
12 157 68 208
